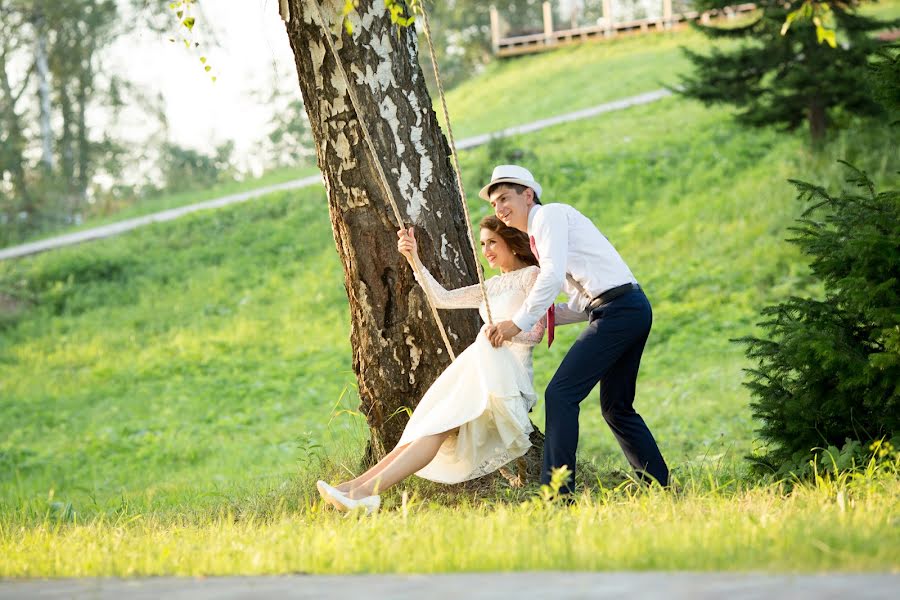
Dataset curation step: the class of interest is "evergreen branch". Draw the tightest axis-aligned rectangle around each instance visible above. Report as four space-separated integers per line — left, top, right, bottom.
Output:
838 160 875 199
689 16 766 39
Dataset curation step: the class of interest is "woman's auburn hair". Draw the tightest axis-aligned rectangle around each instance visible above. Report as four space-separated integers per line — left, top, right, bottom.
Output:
479 215 539 267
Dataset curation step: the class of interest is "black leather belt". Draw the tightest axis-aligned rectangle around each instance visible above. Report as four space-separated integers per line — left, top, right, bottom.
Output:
588 282 641 311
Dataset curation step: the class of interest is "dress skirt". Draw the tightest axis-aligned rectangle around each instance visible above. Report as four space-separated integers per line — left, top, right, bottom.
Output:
397 334 536 484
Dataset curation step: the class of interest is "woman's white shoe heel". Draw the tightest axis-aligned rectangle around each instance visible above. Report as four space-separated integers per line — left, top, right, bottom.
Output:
318 481 380 515
356 495 381 515
317 480 346 511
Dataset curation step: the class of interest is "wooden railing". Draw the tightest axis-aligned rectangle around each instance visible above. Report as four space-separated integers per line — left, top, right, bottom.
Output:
491 2 758 57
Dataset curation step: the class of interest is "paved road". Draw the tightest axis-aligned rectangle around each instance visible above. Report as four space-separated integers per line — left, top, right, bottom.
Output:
0 89 672 262
0 572 896 599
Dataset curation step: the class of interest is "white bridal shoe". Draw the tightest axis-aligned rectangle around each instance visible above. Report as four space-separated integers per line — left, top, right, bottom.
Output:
317 480 380 515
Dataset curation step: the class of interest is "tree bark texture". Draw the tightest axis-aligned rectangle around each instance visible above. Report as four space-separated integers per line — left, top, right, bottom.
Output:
283 0 484 462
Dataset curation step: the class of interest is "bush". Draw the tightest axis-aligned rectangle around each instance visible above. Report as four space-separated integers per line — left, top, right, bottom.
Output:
740 162 900 471
2 247 140 318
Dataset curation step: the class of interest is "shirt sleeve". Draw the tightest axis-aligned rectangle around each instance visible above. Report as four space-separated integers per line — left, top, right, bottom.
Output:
510 267 546 344
410 256 483 309
511 207 568 332
553 302 589 325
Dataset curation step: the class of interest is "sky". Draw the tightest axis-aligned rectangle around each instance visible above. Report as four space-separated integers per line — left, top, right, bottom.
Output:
104 0 299 174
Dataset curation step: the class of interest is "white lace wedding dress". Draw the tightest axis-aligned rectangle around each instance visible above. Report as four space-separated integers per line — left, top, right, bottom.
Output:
396 262 545 484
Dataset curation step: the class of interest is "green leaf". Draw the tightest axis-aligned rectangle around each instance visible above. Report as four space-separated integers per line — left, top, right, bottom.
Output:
204 65 211 72
200 56 207 64
182 17 195 31
176 10 183 18
817 27 837 48
781 11 797 36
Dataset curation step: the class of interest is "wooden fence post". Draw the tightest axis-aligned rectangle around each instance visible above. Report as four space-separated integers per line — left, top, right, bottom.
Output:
543 2 554 47
603 0 614 37
663 0 673 29
490 5 500 55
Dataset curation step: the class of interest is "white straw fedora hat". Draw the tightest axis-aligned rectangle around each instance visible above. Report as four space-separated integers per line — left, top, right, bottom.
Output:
478 165 542 201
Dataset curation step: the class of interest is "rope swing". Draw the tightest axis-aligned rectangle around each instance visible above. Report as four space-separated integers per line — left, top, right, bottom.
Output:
309 0 494 362
418 2 494 326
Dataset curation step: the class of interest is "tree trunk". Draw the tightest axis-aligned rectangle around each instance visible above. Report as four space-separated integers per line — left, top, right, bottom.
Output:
58 75 77 214
0 43 31 214
75 45 92 205
283 0 485 462
808 95 826 148
35 15 54 173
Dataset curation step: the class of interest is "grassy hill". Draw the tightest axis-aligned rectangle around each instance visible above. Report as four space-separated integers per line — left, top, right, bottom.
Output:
12 0 896 243
1 10 898 575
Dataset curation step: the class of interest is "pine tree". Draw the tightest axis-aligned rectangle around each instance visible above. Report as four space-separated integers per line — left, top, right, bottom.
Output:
868 42 900 124
679 1 894 147
739 164 900 469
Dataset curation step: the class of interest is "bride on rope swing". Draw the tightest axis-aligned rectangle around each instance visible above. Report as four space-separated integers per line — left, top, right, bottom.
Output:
312 3 589 515
318 182 568 514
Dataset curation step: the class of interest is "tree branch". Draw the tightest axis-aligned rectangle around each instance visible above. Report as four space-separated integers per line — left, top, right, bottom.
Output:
13 62 34 105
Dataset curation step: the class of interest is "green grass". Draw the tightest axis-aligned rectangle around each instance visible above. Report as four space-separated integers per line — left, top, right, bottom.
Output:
3 469 899 576
1 185 355 512
86 165 322 225
1 4 899 575
8 164 321 248
439 30 698 139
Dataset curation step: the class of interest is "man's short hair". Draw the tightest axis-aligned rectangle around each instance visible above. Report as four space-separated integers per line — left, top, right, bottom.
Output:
487 182 542 205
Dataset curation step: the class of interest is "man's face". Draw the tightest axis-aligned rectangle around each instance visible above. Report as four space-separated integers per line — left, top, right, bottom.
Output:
489 185 533 232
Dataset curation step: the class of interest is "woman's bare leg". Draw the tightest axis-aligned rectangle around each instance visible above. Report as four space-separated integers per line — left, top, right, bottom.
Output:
346 431 451 499
334 443 410 493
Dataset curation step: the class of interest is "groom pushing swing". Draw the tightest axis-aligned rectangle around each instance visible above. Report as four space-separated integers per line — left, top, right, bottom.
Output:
482 165 669 492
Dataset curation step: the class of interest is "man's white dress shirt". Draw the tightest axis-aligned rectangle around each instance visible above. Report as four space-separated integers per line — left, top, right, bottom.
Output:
511 204 638 332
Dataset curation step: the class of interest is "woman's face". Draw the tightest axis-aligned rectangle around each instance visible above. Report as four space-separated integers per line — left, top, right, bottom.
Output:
480 227 516 272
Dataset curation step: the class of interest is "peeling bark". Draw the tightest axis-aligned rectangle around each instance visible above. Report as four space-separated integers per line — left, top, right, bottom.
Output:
284 0 482 460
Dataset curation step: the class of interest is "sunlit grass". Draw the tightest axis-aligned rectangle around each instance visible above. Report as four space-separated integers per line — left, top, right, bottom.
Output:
3 456 898 576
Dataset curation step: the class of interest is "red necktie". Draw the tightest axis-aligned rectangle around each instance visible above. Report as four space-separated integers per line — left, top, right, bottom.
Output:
529 235 555 348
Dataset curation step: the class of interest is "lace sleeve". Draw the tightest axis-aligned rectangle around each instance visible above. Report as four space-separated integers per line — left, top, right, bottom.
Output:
410 256 483 309
511 266 546 345
511 314 546 345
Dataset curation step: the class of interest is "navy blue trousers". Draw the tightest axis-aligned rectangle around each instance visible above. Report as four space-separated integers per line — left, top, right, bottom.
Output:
542 289 669 492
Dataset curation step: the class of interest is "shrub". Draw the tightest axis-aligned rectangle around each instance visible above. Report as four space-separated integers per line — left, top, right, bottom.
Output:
740 162 899 471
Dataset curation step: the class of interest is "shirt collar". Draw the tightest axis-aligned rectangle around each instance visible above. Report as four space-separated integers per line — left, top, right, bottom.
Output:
527 204 541 234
